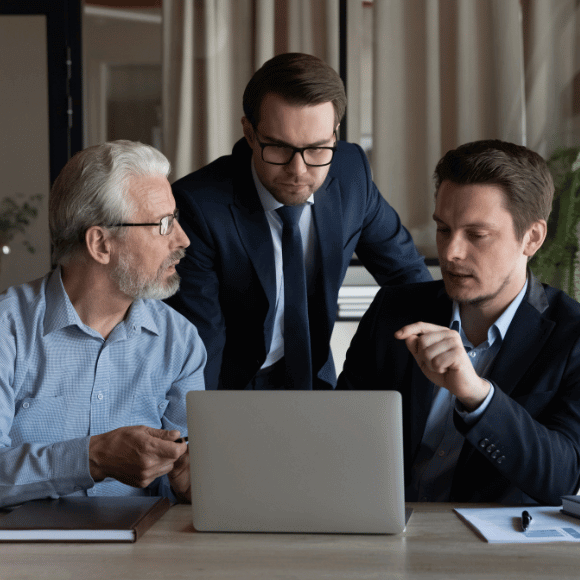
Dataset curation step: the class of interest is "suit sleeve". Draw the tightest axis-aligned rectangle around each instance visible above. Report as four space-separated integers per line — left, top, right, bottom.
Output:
337 287 407 391
454 363 580 505
351 144 432 286
166 184 225 391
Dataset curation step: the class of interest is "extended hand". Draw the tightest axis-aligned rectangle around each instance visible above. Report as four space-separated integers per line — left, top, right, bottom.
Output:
395 321 490 412
89 425 188 489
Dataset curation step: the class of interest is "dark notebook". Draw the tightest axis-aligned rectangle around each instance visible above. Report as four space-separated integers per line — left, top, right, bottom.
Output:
0 496 170 542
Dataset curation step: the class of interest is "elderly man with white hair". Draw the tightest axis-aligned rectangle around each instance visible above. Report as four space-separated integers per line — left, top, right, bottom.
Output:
0 140 205 508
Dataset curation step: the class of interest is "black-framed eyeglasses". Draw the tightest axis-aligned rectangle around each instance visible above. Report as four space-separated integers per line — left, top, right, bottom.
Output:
255 131 337 167
111 209 179 236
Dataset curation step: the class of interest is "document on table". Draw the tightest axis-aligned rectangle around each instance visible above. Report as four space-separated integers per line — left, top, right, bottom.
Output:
454 506 580 543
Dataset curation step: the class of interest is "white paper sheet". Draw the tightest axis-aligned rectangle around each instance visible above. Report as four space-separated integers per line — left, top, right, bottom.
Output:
454 506 580 543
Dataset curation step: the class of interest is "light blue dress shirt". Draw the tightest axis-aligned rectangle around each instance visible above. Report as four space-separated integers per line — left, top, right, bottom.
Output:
0 267 206 507
251 161 317 368
408 279 529 501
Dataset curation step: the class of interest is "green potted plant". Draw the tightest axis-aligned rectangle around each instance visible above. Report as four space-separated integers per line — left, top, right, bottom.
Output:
530 147 580 301
0 193 43 256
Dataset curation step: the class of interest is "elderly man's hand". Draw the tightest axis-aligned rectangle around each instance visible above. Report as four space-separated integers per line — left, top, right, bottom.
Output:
395 321 490 412
167 447 191 503
89 425 188 489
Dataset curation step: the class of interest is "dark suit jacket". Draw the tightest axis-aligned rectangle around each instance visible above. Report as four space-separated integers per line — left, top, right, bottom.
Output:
337 274 580 505
166 138 431 390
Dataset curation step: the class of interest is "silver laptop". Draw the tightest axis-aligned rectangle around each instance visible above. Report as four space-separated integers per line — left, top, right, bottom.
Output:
186 390 405 534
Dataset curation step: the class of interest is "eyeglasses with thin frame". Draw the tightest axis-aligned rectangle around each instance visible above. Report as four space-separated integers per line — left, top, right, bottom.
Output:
111 209 179 236
255 130 337 167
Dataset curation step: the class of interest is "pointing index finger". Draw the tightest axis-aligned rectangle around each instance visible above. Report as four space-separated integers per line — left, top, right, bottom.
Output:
395 321 442 340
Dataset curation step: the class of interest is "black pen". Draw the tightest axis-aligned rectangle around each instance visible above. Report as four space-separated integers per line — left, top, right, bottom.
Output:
521 510 532 532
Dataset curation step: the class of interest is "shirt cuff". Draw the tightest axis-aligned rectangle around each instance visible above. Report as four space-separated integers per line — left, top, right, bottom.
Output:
455 381 495 424
58 436 96 493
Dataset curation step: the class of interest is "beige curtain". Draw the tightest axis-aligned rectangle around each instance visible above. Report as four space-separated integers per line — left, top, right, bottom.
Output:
162 0 580 256
162 0 340 181
354 0 527 254
344 0 580 255
523 0 580 155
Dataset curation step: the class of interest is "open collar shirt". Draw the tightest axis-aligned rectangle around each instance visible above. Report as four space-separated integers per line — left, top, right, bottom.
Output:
0 267 205 507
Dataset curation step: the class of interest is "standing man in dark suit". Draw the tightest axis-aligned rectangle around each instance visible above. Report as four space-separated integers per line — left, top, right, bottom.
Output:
166 53 431 390
338 140 580 505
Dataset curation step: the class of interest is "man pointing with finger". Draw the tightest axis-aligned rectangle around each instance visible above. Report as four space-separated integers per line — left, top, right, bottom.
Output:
338 140 580 505
0 141 205 507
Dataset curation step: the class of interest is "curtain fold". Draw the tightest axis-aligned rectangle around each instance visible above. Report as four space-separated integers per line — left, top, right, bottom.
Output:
162 0 580 257
523 0 580 155
255 0 276 69
162 0 338 181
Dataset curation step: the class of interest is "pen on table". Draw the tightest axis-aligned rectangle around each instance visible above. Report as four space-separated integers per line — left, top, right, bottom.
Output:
175 436 189 443
521 510 532 532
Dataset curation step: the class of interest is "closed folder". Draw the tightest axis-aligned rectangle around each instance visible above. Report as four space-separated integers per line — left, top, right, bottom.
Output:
0 496 170 542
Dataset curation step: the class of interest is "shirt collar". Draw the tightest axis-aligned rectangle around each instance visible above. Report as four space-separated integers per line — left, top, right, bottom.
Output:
450 277 529 348
251 159 314 212
44 266 88 337
123 298 160 337
43 266 159 339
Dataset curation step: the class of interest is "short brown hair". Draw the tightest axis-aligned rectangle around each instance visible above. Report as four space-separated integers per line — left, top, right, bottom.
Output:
243 53 346 129
434 140 554 241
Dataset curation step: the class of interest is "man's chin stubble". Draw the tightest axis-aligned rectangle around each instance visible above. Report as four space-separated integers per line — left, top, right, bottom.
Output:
112 262 181 301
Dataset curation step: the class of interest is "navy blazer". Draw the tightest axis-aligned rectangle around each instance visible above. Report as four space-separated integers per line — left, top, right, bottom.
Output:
337 274 580 505
167 138 431 390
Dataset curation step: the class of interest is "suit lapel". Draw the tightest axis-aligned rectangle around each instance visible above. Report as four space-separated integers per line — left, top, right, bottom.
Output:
230 140 277 321
408 284 453 456
409 366 434 456
311 174 344 318
487 274 554 397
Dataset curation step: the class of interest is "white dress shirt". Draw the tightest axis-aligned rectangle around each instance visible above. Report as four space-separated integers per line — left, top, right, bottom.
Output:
250 161 317 368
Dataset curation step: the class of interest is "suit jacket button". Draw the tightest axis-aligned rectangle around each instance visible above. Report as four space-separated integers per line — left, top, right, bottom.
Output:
491 450 500 459
486 444 496 453
497 455 505 464
479 438 490 448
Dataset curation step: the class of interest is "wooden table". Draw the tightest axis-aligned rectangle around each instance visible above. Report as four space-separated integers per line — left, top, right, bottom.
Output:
0 503 577 579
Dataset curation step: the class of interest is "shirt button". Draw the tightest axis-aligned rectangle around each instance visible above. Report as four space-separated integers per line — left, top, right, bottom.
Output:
97 393 104 400
469 351 476 358
22 402 30 409
158 402 165 409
